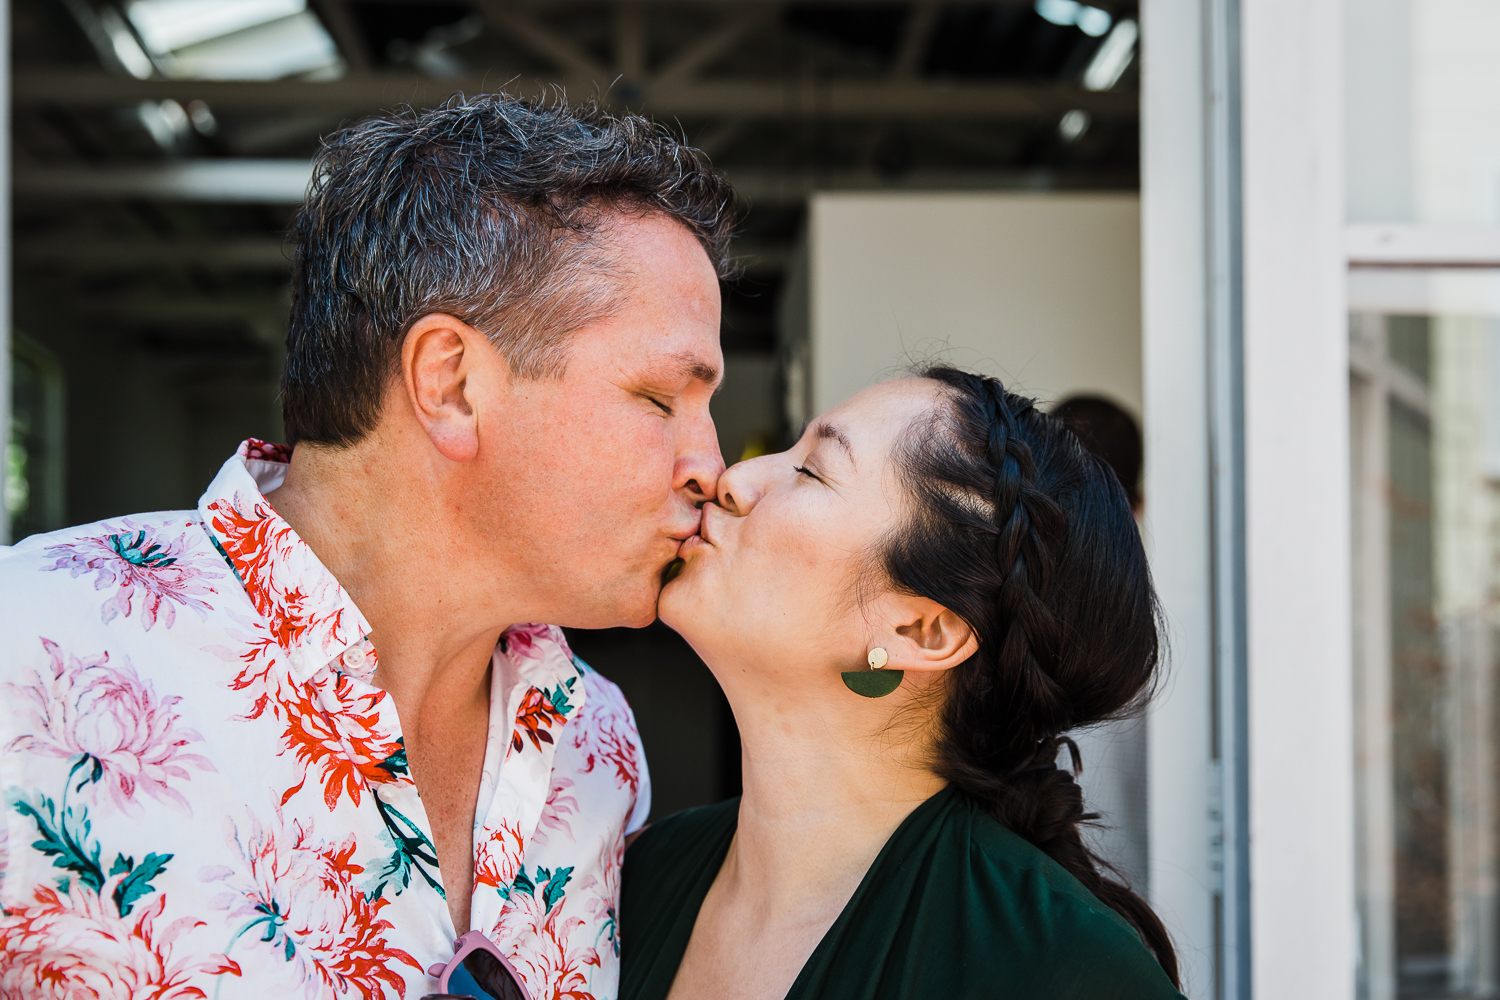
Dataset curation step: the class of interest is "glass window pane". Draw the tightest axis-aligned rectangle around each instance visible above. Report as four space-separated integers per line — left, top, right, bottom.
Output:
1352 269 1500 1000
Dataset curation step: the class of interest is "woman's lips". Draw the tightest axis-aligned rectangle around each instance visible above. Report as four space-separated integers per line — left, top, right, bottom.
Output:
697 503 722 546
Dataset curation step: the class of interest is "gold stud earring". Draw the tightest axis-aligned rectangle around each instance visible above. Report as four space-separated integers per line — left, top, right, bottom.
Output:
842 646 902 698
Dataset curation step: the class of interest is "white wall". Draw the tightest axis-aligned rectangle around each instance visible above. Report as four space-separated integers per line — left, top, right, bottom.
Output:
1139 0 1218 991
807 190 1150 888
809 193 1142 418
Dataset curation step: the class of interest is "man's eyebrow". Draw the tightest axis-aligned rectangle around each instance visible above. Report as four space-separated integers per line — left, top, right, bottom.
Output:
653 352 722 390
814 421 855 463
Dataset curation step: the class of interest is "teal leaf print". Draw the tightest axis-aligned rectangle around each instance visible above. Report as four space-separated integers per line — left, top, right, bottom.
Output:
14 792 104 893
375 743 409 780
512 866 536 899
538 865 573 912
108 530 178 568
110 852 173 916
208 534 245 584
597 906 620 957
364 796 444 901
549 677 577 719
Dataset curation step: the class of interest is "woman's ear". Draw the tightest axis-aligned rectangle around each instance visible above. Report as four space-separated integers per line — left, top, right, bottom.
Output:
873 596 978 674
402 312 484 462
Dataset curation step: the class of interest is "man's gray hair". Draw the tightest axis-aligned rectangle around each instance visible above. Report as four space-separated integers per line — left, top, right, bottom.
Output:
282 94 739 447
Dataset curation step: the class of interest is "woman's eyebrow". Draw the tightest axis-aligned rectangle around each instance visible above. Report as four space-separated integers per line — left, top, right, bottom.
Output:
814 422 856 465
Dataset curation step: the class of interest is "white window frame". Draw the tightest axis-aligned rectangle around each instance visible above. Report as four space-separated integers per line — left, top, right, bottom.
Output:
1143 0 1354 997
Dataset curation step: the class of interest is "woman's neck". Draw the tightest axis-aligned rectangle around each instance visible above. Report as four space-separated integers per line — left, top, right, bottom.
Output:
723 671 948 912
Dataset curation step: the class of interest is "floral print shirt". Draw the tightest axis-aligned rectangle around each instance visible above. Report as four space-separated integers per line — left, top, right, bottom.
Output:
0 439 650 1000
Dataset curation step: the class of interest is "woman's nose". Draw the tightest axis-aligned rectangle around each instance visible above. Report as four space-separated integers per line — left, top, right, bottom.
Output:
716 457 768 517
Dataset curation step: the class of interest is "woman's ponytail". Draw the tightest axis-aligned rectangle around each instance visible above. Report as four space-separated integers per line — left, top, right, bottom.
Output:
884 367 1178 987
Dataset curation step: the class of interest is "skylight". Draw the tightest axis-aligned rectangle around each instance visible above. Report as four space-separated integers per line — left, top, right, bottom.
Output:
125 0 342 80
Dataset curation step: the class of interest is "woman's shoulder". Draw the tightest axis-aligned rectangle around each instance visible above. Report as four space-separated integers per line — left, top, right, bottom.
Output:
790 788 1181 1000
945 793 1183 997
626 797 739 870
621 798 741 1000
622 797 739 920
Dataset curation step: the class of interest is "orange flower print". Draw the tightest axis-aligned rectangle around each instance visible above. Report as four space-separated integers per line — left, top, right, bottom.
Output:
205 498 349 656
0 878 241 999
203 811 421 1000
511 686 569 756
474 819 526 891
277 673 405 811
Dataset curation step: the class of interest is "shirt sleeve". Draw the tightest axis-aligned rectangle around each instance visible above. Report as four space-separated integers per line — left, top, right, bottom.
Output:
625 702 651 835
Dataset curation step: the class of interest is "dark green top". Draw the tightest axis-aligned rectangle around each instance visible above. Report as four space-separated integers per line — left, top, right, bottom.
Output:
621 786 1183 1000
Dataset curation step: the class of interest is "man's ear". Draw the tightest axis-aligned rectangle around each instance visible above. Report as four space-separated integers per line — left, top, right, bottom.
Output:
401 312 486 462
873 595 979 674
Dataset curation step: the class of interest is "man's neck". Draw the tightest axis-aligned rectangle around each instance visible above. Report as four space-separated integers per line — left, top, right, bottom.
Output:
265 436 523 716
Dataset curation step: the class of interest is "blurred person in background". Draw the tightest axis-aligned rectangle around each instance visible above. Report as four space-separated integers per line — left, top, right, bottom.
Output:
0 95 735 1000
622 368 1182 1000
1050 394 1144 517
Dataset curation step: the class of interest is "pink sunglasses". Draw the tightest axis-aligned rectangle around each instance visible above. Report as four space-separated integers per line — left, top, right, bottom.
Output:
423 930 534 1000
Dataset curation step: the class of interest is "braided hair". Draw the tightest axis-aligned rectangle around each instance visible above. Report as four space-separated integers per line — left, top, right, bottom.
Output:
886 366 1178 986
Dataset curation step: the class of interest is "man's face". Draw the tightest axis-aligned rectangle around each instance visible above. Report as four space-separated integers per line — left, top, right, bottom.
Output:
478 213 724 628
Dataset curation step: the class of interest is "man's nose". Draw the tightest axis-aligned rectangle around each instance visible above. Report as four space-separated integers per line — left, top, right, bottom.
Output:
674 421 724 508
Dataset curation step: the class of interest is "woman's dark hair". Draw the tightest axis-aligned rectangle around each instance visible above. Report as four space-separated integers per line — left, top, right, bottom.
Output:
884 366 1177 986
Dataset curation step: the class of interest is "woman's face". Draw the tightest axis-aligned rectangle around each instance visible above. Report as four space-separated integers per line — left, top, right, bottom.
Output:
659 378 942 680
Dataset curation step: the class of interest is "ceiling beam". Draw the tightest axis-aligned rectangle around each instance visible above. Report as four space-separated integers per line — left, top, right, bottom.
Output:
76 294 289 326
15 160 1136 206
891 4 942 78
653 5 779 85
614 2 647 78
468 1 610 78
14 161 314 203
308 0 373 73
13 71 1136 119
16 236 292 268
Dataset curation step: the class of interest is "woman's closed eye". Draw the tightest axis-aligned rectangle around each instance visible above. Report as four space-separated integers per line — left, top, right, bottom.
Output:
793 465 823 483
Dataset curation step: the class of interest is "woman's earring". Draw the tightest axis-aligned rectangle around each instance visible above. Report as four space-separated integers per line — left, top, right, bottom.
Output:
842 647 903 698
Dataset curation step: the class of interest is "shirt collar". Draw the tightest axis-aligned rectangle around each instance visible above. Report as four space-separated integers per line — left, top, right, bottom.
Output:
198 439 372 683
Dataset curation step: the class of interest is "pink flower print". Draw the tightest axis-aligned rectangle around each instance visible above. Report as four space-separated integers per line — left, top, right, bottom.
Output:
241 438 293 463
573 676 642 797
475 819 526 892
577 839 623 960
204 613 299 723
203 811 421 1000
0 877 241 999
494 891 600 1000
532 777 579 846
44 520 217 631
502 623 562 661
5 638 215 816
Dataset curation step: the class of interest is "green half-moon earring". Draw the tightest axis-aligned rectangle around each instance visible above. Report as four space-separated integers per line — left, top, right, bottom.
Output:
842 647 903 698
